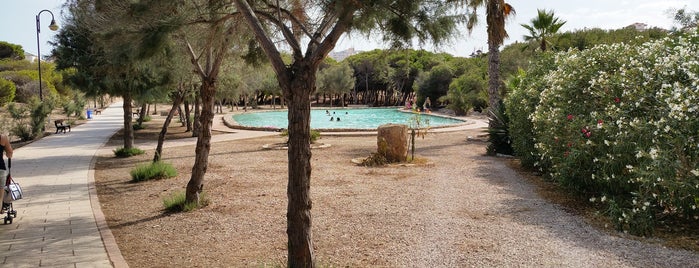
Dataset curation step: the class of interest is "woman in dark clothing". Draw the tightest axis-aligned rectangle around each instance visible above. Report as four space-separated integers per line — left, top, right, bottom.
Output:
0 134 14 208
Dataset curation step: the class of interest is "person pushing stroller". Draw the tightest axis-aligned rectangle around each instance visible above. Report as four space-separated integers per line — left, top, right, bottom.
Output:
0 134 13 213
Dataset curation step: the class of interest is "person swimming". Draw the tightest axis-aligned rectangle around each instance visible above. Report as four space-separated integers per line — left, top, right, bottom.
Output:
330 117 334 121
337 117 341 121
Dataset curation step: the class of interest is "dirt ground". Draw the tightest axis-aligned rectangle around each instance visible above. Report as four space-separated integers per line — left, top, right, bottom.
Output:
93 114 699 267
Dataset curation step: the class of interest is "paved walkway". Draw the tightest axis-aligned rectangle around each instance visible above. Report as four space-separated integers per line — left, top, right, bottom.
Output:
0 102 125 267
0 102 486 267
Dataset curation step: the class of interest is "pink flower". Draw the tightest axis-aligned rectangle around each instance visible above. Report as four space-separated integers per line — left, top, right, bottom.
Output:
614 97 620 103
567 114 574 120
597 119 603 124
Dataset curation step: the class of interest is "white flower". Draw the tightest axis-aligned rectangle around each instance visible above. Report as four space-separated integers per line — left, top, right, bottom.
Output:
589 197 597 202
691 169 699 177
601 196 607 202
649 148 658 160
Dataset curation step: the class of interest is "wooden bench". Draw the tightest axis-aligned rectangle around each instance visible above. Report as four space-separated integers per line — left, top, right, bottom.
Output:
54 120 71 134
132 109 140 117
94 109 102 115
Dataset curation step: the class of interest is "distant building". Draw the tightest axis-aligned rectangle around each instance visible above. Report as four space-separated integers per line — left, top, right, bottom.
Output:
469 48 484 58
329 48 357 61
24 52 38 63
628 22 648 31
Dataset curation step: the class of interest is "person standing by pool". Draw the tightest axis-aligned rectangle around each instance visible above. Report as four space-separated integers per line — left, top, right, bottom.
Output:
423 97 432 112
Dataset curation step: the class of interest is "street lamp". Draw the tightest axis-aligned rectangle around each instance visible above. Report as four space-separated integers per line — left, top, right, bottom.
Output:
36 9 59 101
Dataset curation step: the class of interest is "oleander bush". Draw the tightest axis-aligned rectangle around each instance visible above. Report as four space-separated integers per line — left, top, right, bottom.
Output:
508 33 699 235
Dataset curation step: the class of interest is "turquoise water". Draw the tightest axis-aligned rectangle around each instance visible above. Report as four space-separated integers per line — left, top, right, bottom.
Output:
231 108 465 130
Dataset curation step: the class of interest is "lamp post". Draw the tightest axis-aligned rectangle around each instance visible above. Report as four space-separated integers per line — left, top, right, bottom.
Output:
36 9 59 101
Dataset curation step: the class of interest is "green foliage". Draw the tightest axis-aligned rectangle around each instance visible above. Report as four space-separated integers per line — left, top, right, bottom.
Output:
317 63 355 105
510 32 699 235
61 93 87 118
441 73 487 115
486 102 513 156
521 9 567 51
0 78 16 105
504 54 556 169
407 111 430 161
130 161 177 182
280 129 321 144
163 191 208 212
113 147 145 158
552 27 668 52
416 64 453 107
29 100 50 138
0 42 25 60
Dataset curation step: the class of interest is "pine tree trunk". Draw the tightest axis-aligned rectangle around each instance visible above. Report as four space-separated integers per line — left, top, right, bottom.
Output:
185 79 216 204
285 66 315 268
154 89 185 162
122 91 134 149
193 94 201 137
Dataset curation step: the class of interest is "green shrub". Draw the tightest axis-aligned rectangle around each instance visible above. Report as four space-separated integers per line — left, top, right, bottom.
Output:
141 115 152 122
163 191 208 212
486 102 513 156
113 147 145 158
0 78 16 106
505 54 556 169
132 124 145 130
11 123 32 141
280 129 321 143
513 32 699 235
130 161 177 182
361 153 388 167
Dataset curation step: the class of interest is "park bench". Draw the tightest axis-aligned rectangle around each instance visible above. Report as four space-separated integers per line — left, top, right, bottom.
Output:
94 109 102 115
54 119 71 134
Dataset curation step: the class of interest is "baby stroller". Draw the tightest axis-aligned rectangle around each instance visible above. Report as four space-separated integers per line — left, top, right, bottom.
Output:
3 159 21 224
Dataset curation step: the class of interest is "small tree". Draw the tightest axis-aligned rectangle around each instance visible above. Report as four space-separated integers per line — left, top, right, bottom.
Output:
0 78 16 106
407 110 430 161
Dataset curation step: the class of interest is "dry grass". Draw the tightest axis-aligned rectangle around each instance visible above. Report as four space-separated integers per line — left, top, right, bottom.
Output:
93 113 699 267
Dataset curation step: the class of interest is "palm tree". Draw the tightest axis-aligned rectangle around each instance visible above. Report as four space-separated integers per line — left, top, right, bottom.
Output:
462 0 516 128
521 9 566 51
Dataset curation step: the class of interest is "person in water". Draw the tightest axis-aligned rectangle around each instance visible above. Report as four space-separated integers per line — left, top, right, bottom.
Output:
337 117 341 121
330 117 334 121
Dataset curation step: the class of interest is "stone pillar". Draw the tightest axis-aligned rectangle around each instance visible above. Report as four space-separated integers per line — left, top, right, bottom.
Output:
377 124 408 163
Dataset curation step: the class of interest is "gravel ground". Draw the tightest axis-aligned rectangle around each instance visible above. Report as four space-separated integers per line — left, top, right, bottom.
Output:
94 124 699 267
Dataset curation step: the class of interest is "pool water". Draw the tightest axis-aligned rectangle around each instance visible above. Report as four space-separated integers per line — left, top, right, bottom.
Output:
231 108 465 130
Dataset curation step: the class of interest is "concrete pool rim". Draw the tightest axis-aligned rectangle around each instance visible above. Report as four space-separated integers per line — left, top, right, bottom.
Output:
222 107 478 134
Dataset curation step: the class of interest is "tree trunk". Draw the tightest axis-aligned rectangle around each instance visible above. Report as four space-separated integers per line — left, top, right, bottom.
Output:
137 102 147 126
183 100 192 131
122 91 134 149
193 94 201 137
285 67 315 267
487 40 502 129
185 79 216 204
154 89 185 162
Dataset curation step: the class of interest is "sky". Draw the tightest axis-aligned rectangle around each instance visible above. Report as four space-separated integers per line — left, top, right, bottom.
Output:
0 0 697 58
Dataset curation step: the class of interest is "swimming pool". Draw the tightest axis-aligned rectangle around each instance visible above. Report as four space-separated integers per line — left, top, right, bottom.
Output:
231 108 466 131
